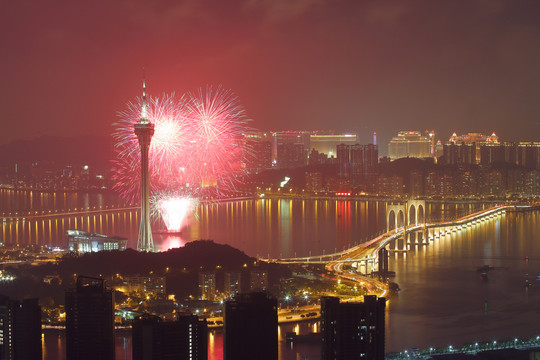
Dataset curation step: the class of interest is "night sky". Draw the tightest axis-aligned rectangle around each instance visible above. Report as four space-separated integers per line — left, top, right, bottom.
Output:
2 0 540 149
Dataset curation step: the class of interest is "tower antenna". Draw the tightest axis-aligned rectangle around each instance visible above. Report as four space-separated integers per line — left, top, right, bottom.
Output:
140 67 148 121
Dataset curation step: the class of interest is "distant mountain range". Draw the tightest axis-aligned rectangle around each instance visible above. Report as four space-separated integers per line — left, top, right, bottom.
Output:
0 135 115 169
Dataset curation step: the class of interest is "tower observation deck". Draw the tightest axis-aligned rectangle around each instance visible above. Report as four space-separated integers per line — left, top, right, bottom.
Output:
135 79 154 252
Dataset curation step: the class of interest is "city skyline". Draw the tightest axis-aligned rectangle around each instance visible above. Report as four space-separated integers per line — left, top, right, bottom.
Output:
2 1 540 149
1 1 540 359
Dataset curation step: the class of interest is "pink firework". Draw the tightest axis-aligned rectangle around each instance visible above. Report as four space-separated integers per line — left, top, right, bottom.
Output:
112 93 190 201
154 196 194 232
184 86 250 198
112 87 251 229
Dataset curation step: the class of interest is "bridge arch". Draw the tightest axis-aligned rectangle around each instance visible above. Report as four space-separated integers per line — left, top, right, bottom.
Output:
388 210 396 231
387 203 406 231
397 210 405 228
418 204 425 223
409 205 416 225
407 199 426 226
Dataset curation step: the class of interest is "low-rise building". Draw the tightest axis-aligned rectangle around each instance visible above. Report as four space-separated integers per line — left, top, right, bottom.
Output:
66 230 127 252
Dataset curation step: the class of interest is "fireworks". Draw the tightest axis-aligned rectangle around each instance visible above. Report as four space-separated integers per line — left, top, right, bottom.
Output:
112 86 251 231
151 194 197 232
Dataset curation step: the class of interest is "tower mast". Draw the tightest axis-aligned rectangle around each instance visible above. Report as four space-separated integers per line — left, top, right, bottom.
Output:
134 74 155 252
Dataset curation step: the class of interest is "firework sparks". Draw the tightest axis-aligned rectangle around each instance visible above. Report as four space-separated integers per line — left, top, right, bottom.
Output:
157 197 192 232
112 87 251 231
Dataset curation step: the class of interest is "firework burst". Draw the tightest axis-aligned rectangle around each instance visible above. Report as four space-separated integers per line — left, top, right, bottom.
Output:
112 86 251 230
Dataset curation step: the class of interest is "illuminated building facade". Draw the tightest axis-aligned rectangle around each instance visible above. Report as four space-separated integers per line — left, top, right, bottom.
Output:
518 142 540 170
65 276 114 360
272 131 311 165
0 296 41 360
249 270 268 292
443 142 476 165
198 272 216 301
276 142 306 169
306 172 323 192
310 134 358 158
376 175 403 195
132 313 208 360
388 131 431 161
447 132 499 164
224 292 278 360
479 142 517 165
337 144 379 183
224 272 241 299
410 171 424 197
425 130 436 156
321 295 386 360
425 171 454 197
244 132 273 173
134 80 155 252
66 230 127 253
117 276 166 297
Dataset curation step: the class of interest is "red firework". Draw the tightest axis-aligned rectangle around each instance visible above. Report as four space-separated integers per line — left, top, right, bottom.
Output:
112 87 251 203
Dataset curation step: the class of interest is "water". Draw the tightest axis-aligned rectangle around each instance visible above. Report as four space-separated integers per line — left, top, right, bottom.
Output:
1 188 485 257
387 210 540 353
2 189 535 359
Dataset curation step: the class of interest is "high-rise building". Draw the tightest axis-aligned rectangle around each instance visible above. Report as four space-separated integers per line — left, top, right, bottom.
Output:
0 296 41 360
272 131 311 164
198 272 216 301
224 272 242 299
425 130 436 156
518 142 540 170
425 171 454 197
308 148 328 165
135 79 155 252
362 144 379 181
310 134 358 158
388 131 431 161
321 295 386 360
65 276 115 360
336 144 379 183
116 275 166 297
447 132 499 164
276 142 306 169
224 292 278 360
442 142 476 165
244 132 273 173
376 175 403 195
249 270 268 292
132 313 208 360
306 172 323 192
410 171 424 197
337 144 351 178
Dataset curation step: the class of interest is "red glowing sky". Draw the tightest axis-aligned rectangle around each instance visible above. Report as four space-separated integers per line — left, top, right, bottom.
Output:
1 0 540 148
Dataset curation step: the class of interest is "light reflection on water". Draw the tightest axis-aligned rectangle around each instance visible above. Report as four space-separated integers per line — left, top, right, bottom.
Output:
5 189 531 359
387 211 540 353
1 190 487 258
42 210 540 359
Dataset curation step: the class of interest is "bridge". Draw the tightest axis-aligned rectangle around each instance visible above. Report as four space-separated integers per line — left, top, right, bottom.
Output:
266 204 531 276
386 335 540 359
0 205 139 221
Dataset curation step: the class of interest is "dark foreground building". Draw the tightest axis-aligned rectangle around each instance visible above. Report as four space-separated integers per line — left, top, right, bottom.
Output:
321 295 386 360
132 313 208 360
65 276 115 360
0 296 41 360
224 292 278 360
